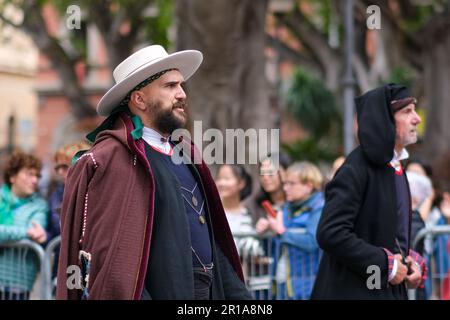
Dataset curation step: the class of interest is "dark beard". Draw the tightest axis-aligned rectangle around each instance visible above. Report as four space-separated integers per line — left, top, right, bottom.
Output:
149 101 187 134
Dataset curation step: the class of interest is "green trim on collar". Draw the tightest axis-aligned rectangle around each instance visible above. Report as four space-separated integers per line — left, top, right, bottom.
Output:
86 106 143 143
72 149 88 165
130 114 144 140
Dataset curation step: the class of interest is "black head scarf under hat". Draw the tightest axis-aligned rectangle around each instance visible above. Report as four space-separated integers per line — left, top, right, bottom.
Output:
117 68 176 109
389 85 417 113
86 68 176 144
355 83 414 165
355 83 416 165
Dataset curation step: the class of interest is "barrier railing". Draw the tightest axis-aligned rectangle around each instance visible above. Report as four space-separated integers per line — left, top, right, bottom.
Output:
0 239 46 300
233 231 273 299
5 230 324 300
233 229 320 300
43 235 61 300
410 225 450 300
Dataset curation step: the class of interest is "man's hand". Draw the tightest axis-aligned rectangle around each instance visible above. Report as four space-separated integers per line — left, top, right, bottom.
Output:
405 256 422 289
389 254 408 285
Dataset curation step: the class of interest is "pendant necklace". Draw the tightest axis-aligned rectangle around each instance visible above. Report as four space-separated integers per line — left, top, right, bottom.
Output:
181 194 206 224
181 183 199 207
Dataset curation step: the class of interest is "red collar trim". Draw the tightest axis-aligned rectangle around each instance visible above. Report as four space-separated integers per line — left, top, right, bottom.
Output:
388 162 403 176
149 144 173 156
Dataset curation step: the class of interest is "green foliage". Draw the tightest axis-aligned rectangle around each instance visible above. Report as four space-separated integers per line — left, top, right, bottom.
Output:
282 137 340 163
70 22 87 61
2 0 174 56
298 0 341 43
300 0 330 34
286 67 340 140
400 2 438 33
51 0 89 61
144 0 173 48
49 0 76 13
383 66 414 89
284 67 342 164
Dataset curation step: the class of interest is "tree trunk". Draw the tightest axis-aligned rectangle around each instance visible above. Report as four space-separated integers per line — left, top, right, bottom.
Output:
421 13 450 168
176 0 273 168
20 1 97 120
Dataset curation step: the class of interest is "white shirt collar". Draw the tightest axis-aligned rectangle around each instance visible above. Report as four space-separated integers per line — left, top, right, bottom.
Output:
391 148 409 163
389 148 409 172
142 127 171 155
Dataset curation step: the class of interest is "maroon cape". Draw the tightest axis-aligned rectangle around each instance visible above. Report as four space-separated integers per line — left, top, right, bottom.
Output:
56 113 244 299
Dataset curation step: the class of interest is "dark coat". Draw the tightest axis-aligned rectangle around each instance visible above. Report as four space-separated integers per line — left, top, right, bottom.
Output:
311 84 413 299
56 112 249 300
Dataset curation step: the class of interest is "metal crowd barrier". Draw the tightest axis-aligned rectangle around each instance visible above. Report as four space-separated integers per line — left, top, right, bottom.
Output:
4 226 445 300
43 235 61 300
233 231 273 299
236 225 450 300
0 239 46 300
233 229 320 300
3 230 325 300
410 225 450 300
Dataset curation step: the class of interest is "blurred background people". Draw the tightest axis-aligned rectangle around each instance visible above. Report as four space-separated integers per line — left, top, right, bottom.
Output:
405 158 436 227
45 141 90 290
216 164 253 235
47 141 90 244
216 164 260 288
406 171 433 251
406 158 433 178
326 155 345 183
406 170 433 299
244 153 292 235
266 161 324 300
0 151 48 299
429 173 450 300
426 181 450 299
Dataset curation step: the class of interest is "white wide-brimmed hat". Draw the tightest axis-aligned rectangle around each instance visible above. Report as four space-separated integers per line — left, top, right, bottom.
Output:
97 45 203 116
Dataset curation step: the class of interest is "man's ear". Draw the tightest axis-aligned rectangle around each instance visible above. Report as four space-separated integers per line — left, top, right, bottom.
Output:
129 91 147 111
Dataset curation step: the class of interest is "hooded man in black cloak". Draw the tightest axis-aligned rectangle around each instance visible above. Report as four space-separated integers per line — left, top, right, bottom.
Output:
311 83 427 299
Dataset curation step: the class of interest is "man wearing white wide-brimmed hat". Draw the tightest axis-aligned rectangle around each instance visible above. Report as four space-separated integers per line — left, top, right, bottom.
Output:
56 45 251 300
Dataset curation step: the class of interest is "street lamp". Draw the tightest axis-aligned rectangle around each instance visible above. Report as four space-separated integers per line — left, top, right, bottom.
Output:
343 0 356 155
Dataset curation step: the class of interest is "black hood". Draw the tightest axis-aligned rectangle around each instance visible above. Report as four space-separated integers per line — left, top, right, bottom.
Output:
355 83 411 166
